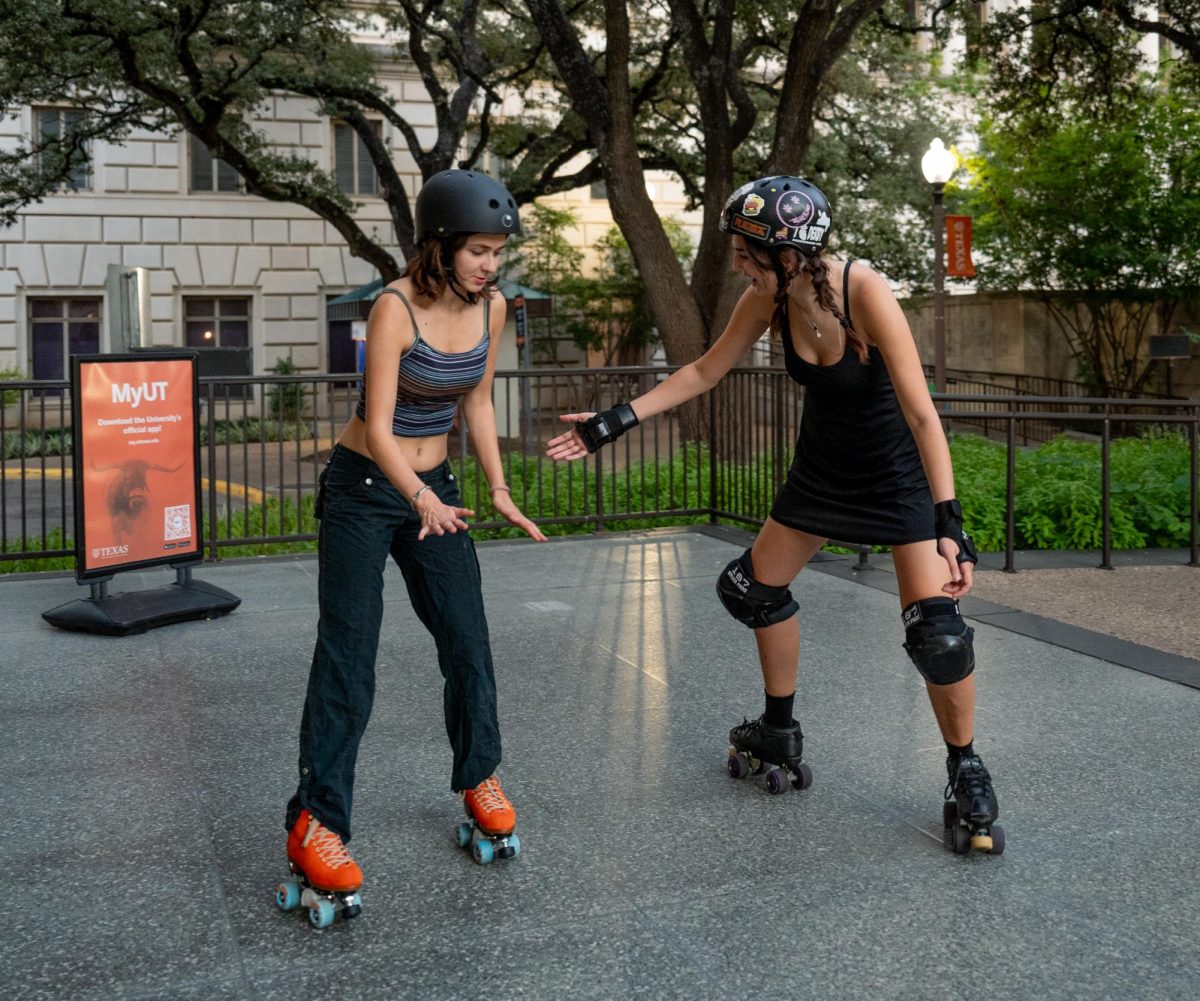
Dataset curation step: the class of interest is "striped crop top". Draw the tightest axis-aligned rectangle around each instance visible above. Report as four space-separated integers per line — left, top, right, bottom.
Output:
355 288 491 437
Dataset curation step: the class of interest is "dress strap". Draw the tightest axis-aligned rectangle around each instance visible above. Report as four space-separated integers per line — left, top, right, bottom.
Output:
841 260 853 328
483 296 491 335
377 286 422 352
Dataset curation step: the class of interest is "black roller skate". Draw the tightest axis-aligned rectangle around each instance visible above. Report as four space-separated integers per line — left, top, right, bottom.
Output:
726 716 812 795
942 753 1004 855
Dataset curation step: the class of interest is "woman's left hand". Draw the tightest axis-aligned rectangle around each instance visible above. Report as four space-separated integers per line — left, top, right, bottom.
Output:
938 538 974 598
491 489 547 542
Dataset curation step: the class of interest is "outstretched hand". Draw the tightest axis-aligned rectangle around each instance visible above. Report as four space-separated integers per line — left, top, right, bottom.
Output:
938 537 974 598
416 493 473 541
491 490 547 542
545 413 595 462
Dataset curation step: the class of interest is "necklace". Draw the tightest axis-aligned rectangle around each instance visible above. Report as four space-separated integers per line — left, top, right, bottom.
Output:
801 312 822 339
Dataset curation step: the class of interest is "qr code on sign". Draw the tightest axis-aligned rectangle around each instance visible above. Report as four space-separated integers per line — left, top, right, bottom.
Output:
164 505 192 541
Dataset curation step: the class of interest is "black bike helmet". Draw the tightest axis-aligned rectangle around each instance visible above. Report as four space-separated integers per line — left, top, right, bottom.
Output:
415 169 521 242
719 175 832 255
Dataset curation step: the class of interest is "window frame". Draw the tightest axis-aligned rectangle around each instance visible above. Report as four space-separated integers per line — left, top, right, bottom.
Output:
332 119 383 198
32 105 92 192
188 134 242 194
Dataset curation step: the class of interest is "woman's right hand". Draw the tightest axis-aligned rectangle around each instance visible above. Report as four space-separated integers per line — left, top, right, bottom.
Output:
415 491 474 541
545 413 596 462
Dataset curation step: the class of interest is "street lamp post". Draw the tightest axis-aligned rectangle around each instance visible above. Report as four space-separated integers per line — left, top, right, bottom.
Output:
921 138 957 395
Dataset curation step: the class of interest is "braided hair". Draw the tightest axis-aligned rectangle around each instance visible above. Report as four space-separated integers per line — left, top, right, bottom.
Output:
745 242 869 364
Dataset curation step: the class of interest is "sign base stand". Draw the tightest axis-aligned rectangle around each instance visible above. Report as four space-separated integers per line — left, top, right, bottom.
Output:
42 565 241 636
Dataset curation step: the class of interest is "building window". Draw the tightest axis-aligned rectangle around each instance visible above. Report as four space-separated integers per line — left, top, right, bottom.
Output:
590 178 608 200
29 298 101 386
33 107 91 191
189 135 240 193
333 121 381 197
184 297 250 348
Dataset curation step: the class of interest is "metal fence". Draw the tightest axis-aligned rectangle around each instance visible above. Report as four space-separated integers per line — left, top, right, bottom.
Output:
2 368 1198 572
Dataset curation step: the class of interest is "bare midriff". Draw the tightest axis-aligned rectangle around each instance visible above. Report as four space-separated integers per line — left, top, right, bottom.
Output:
336 414 449 474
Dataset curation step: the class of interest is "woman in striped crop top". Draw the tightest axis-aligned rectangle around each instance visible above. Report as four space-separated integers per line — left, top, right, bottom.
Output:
283 171 544 898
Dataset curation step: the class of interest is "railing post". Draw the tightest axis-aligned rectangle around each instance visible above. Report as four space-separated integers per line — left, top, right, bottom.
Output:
1190 408 1198 568
708 385 718 523
206 381 219 561
1100 413 1112 570
1005 415 1016 573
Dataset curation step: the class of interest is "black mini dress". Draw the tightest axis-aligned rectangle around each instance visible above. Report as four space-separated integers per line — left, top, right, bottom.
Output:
768 261 935 546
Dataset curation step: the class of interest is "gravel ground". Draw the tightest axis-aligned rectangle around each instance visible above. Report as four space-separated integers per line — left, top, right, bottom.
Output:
970 565 1200 661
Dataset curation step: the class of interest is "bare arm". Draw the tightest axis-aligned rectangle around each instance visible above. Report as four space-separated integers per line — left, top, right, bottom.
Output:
857 269 956 503
361 293 430 502
547 286 774 457
461 296 545 541
857 267 973 593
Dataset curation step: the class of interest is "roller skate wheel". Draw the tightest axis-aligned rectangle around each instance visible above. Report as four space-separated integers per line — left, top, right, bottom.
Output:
791 762 813 790
727 750 751 780
987 824 1006 855
942 800 958 828
948 824 971 855
309 898 336 929
765 767 790 795
506 833 521 858
455 821 474 849
275 879 302 911
342 897 363 920
473 839 495 865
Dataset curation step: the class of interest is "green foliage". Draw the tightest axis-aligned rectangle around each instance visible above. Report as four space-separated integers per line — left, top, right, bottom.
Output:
1 427 71 459
964 84 1200 396
0 366 23 406
266 356 308 421
5 432 1195 573
948 431 1196 551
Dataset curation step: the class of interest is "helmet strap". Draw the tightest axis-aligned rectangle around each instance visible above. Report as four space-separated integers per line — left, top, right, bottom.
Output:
448 274 477 305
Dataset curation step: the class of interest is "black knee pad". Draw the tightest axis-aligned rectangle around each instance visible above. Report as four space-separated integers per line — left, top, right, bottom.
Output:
716 550 799 629
902 597 975 685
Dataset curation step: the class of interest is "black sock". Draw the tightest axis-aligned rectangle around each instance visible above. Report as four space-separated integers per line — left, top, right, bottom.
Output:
946 739 975 759
764 691 795 728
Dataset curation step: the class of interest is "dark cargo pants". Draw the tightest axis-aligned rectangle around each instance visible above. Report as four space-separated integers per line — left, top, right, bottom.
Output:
285 444 501 841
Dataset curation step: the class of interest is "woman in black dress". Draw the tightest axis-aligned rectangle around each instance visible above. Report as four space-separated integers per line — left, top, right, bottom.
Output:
546 176 1002 854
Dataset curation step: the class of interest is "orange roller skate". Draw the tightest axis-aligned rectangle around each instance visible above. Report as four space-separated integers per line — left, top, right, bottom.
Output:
455 775 521 865
275 810 364 928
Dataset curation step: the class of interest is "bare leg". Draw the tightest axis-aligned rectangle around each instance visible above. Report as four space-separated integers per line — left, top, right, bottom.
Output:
747 519 827 695
891 540 974 746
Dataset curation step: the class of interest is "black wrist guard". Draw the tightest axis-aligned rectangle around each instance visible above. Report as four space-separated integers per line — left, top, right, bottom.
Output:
934 499 978 565
576 403 639 453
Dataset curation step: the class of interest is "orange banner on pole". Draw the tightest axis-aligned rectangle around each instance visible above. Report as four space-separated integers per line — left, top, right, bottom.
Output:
945 215 975 278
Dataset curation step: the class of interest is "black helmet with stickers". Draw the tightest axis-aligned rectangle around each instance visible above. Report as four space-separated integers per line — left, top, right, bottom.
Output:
415 169 522 242
719 176 832 255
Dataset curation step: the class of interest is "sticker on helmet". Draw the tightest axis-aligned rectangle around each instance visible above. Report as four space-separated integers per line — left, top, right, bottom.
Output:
741 193 765 217
731 216 769 240
777 191 815 229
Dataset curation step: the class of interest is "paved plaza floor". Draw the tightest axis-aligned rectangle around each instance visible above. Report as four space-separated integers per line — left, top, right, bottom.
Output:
2 527 1198 1001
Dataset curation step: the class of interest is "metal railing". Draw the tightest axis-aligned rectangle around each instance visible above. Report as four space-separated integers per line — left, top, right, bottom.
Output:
2 369 1198 571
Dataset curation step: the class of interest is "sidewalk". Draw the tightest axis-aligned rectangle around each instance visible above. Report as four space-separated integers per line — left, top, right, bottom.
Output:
2 527 1197 1001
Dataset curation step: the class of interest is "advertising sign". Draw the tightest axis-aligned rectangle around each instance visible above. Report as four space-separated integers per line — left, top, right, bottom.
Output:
72 353 202 581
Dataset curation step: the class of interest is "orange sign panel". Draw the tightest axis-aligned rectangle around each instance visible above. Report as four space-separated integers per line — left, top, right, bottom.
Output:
75 355 200 578
946 215 976 278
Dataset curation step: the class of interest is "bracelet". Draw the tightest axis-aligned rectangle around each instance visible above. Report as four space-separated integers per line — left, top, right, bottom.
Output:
411 484 432 505
489 485 511 495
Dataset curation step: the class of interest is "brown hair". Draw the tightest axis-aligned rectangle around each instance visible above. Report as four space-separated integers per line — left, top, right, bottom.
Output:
402 233 500 302
744 242 869 364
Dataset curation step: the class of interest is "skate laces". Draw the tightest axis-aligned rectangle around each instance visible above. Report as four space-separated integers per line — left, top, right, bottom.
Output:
945 755 992 801
469 776 511 815
301 816 356 870
730 716 761 740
